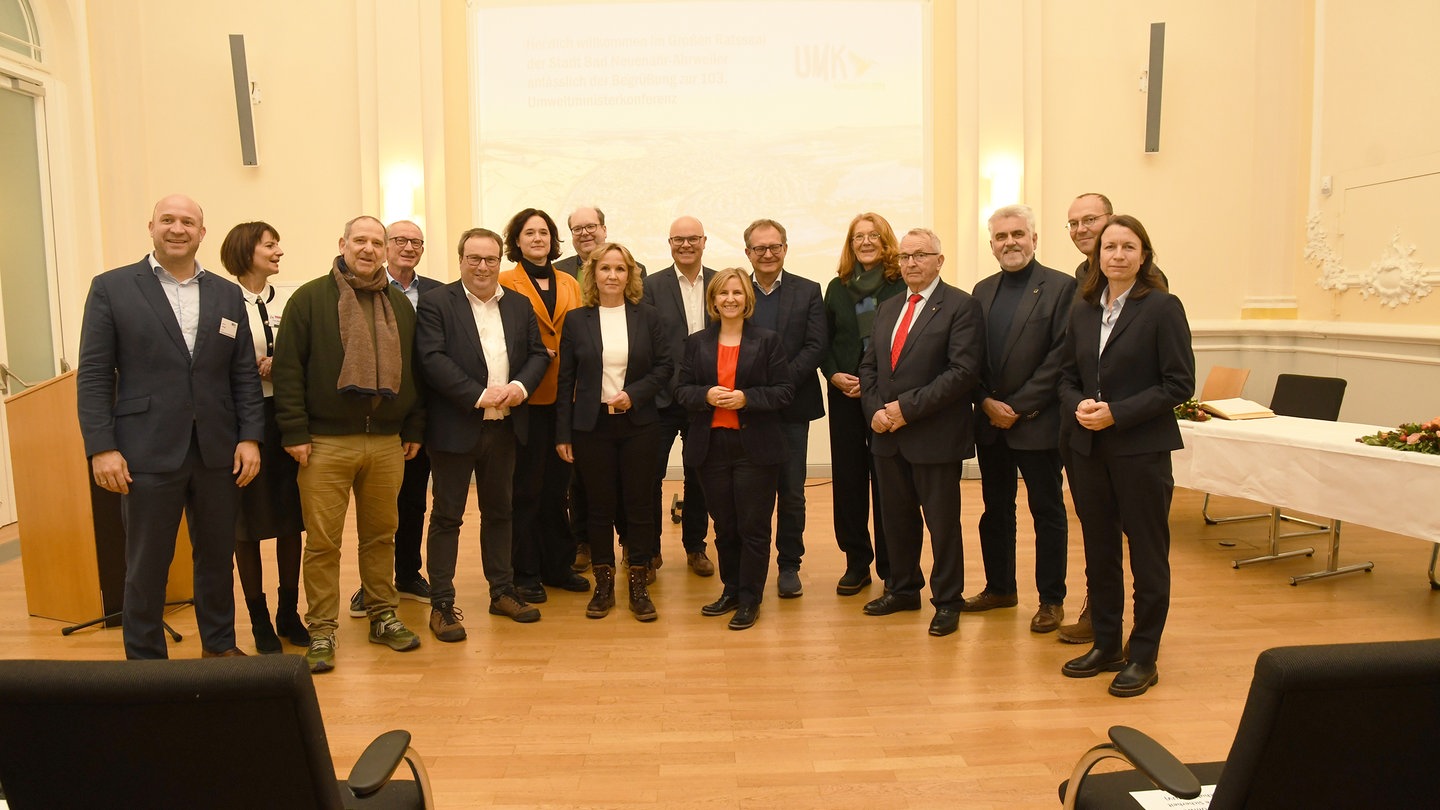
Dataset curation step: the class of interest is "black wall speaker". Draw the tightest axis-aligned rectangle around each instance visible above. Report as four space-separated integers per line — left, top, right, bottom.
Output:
228 34 258 167
1145 22 1165 153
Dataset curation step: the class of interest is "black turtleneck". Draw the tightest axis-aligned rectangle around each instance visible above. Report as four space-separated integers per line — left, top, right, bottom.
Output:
986 258 1036 370
521 257 557 317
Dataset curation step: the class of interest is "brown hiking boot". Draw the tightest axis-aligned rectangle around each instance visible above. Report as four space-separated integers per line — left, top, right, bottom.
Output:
586 565 616 619
627 565 657 622
1057 598 1093 644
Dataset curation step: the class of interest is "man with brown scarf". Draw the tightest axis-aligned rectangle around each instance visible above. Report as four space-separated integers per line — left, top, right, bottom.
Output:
273 215 426 673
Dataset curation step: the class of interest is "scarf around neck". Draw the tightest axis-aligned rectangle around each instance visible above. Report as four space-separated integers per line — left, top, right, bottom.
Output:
331 256 402 399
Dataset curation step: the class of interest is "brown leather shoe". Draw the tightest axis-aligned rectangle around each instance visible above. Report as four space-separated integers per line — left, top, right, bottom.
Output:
959 590 1018 612
1058 598 1094 644
489 592 541 623
686 550 715 577
1030 603 1064 633
429 600 467 642
572 543 591 573
201 647 247 658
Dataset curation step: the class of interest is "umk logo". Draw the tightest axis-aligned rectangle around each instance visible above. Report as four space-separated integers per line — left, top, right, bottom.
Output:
794 44 874 80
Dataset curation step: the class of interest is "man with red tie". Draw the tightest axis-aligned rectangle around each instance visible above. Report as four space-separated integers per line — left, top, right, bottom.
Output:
857 228 985 637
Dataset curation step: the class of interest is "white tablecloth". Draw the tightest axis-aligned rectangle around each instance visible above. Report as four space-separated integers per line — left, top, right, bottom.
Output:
1174 416 1440 543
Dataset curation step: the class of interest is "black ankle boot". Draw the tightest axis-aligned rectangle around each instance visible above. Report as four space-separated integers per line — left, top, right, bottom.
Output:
246 594 282 654
274 587 310 647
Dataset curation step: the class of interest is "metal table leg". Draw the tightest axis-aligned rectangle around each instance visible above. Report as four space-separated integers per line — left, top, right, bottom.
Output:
1233 508 1316 568
1289 521 1375 585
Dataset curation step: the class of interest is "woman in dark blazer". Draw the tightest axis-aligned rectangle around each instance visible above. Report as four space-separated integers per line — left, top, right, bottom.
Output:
556 242 672 622
820 213 907 596
1057 214 1194 698
675 267 794 630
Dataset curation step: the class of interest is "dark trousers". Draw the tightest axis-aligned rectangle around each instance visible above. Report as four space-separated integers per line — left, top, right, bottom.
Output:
569 467 628 548
700 429 778 607
122 434 238 659
1067 441 1173 665
976 439 1068 604
394 450 431 582
654 404 709 553
427 421 517 604
573 409 661 567
874 452 965 610
774 420 810 571
826 388 887 578
512 404 575 586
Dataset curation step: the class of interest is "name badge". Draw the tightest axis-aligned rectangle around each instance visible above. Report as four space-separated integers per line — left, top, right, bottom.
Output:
219 318 239 338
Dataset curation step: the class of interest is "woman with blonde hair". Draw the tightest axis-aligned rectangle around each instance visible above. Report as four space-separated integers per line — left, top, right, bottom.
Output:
555 243 672 621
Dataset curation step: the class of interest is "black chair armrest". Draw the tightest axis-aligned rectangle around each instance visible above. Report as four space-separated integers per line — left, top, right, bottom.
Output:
347 729 412 797
1060 726 1201 809
1106 726 1201 799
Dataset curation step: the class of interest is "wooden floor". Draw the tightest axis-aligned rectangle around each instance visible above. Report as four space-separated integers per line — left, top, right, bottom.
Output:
2 481 1437 808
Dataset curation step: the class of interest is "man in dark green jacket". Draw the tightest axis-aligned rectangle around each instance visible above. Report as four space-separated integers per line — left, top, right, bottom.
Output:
272 215 426 673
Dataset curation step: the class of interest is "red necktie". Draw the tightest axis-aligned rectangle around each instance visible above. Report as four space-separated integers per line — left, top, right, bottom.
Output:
890 293 923 368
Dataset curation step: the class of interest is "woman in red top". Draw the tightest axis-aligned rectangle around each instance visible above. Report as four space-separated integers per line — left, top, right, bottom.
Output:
674 268 794 629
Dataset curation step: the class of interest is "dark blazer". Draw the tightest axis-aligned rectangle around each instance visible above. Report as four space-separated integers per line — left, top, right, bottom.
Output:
415 282 550 453
1058 288 1195 457
674 323 794 467
557 255 647 279
858 280 985 464
77 257 265 472
554 301 673 443
972 261 1076 450
761 272 826 423
641 264 715 408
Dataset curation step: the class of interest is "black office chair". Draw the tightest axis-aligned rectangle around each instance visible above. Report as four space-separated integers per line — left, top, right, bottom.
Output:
1058 637 1440 809
0 655 433 810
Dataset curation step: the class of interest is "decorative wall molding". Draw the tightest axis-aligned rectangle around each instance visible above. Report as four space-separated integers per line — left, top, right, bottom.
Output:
1308 213 1436 307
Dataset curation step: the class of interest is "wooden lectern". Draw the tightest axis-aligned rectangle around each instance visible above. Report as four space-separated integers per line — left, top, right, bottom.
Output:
6 371 192 624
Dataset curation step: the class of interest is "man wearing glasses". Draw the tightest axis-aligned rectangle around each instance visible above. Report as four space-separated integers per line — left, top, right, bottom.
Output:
346 221 443 620
414 228 550 640
743 218 826 599
642 216 717 577
858 228 984 637
556 206 646 280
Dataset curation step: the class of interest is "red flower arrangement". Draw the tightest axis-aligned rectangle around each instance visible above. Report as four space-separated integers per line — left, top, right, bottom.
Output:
1356 416 1440 454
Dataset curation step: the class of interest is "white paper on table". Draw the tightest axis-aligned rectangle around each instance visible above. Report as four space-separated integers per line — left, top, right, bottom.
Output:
1130 784 1215 809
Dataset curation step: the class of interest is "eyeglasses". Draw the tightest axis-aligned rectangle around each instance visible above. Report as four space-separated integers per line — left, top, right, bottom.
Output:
390 237 424 248
1064 214 1107 233
462 255 502 268
747 244 785 256
669 236 705 246
896 252 939 264
570 223 602 235
851 233 883 245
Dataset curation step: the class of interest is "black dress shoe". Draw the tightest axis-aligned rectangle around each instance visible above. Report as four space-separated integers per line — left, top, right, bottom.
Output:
835 570 872 596
543 572 591 592
862 591 922 616
928 607 960 637
728 603 759 630
1108 661 1159 697
1061 647 1126 679
514 583 548 604
701 592 740 617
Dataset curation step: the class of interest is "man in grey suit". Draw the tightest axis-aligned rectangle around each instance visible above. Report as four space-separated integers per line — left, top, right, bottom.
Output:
415 227 551 640
964 205 1076 633
77 194 264 659
744 218 826 599
641 215 716 577
858 228 985 637
556 206 646 280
